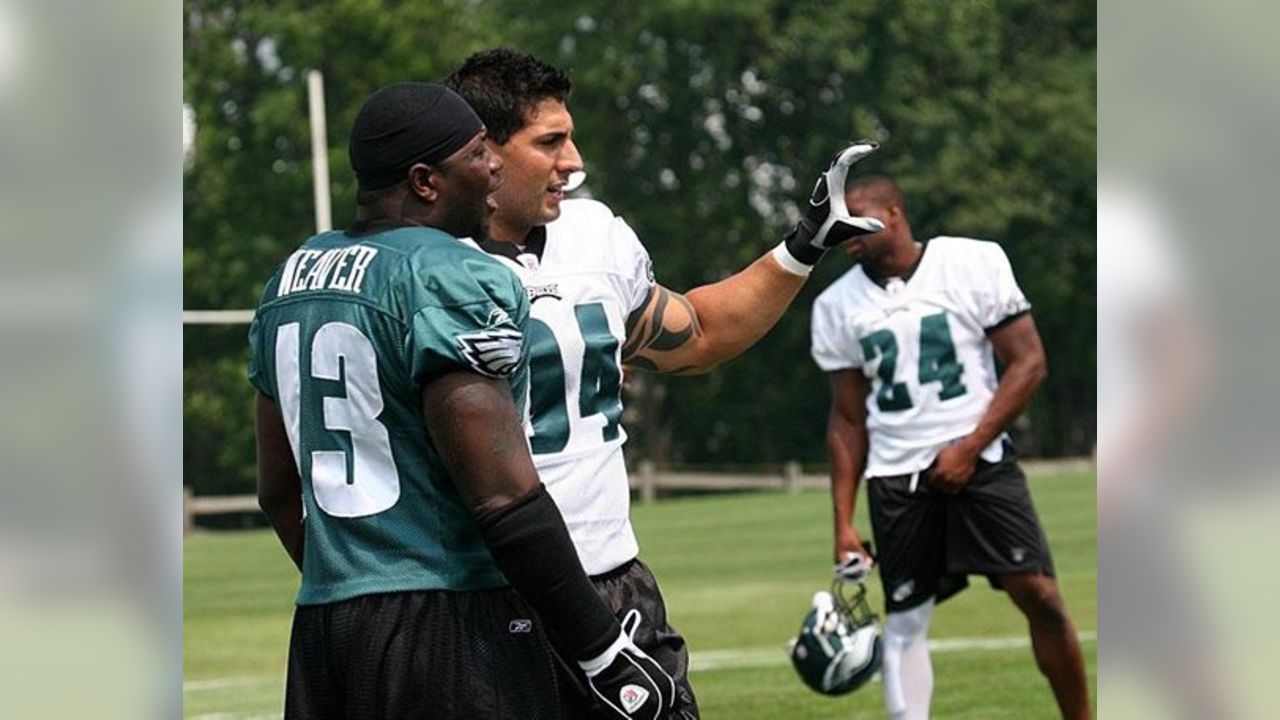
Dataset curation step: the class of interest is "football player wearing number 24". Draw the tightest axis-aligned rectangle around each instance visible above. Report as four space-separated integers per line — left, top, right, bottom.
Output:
811 176 1090 719
447 49 883 719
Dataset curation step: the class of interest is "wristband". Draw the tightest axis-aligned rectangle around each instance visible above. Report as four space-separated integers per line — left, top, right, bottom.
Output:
771 242 815 277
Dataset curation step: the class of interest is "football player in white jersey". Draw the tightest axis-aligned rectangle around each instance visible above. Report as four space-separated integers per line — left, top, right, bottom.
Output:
447 49 883 718
811 176 1090 719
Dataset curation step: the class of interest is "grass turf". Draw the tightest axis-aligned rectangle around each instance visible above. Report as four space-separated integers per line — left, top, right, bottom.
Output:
184 471 1095 718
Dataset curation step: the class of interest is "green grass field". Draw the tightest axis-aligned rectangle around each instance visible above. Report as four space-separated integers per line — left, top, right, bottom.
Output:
184 472 1096 718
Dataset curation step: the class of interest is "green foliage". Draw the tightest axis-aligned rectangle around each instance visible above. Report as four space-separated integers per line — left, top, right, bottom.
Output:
184 0 506 492
184 0 1095 492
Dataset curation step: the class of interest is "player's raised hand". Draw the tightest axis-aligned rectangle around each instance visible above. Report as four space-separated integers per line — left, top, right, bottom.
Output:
778 141 884 269
580 611 676 719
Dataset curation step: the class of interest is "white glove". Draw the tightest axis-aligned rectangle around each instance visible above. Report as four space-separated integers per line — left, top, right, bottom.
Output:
834 551 873 583
776 140 885 272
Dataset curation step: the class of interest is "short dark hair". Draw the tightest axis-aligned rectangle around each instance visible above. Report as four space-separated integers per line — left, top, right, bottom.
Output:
445 48 572 144
847 175 906 213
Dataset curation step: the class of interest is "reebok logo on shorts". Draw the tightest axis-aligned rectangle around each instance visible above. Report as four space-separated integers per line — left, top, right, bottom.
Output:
1011 547 1027 563
508 619 532 633
619 684 649 714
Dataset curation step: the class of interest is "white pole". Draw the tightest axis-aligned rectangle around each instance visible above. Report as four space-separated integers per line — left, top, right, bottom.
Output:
182 310 256 324
307 69 332 233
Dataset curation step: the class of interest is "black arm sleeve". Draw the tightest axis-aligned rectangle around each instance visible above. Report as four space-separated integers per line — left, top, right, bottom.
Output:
475 484 621 663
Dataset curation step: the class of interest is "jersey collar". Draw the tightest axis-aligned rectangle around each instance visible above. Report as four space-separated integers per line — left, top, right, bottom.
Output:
864 239 929 289
477 225 547 265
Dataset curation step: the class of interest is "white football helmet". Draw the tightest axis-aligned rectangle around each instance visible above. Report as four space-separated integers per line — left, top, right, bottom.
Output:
786 579 883 696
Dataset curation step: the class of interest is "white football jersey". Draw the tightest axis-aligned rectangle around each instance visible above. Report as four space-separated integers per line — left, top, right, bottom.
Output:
469 199 655 575
810 236 1032 477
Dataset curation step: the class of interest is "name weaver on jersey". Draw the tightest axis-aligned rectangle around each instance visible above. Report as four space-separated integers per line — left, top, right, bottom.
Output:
276 245 380 297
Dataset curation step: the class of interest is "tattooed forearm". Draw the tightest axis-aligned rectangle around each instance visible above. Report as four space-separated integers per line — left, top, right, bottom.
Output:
624 357 698 375
622 286 704 366
625 355 659 372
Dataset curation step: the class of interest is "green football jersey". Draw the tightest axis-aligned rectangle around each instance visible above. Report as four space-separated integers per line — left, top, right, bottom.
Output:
247 227 529 605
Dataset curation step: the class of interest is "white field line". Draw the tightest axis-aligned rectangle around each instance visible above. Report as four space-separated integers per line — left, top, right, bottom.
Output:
183 676 274 692
184 630 1097 704
188 715 282 720
694 630 1096 672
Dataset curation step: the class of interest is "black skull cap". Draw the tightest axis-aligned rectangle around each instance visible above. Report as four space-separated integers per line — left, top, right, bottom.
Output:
349 82 483 192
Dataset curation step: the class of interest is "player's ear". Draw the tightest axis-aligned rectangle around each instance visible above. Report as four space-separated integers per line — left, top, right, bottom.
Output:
407 163 439 203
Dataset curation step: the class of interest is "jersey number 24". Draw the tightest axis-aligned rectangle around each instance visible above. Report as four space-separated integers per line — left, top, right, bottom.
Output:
859 312 968 412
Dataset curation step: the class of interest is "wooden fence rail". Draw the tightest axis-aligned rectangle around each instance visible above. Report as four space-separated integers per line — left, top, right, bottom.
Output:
184 457 1093 533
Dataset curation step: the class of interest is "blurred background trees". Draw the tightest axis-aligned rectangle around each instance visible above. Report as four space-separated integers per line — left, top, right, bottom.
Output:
184 0 1095 494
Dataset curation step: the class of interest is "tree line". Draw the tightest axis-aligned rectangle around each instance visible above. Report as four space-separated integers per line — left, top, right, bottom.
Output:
184 0 1095 495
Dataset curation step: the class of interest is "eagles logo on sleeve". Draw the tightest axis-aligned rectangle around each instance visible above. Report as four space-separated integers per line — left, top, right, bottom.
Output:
455 308 524 378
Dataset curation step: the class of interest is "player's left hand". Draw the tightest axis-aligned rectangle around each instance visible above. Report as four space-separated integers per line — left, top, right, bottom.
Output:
927 441 980 494
580 611 676 719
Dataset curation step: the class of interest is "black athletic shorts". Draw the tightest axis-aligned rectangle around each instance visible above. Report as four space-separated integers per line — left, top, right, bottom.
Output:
867 448 1056 613
550 558 700 720
285 588 565 719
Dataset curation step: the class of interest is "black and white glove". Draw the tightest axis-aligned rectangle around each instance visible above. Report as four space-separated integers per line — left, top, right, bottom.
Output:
834 550 874 583
774 140 884 274
579 610 676 719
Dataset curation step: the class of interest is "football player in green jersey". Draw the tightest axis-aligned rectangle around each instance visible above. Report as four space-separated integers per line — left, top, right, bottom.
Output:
249 83 674 719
